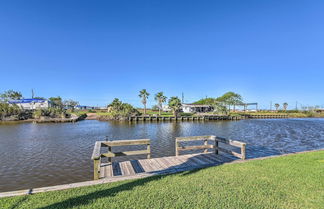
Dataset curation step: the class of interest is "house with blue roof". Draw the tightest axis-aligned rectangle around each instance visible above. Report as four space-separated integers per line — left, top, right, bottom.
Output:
8 99 52 110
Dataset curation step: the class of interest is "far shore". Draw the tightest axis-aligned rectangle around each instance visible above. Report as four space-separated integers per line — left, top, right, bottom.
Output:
1 111 324 124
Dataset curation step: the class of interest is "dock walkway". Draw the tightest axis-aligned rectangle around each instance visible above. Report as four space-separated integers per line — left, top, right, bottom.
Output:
99 152 235 178
92 135 252 180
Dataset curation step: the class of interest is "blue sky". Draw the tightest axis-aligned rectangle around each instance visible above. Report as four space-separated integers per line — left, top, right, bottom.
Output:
0 0 323 109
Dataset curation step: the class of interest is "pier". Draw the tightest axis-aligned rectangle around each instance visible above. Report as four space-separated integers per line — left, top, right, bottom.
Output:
128 114 288 122
91 135 247 180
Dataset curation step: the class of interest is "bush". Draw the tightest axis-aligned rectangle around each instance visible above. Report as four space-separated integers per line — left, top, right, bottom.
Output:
0 103 23 119
107 99 140 119
33 108 68 119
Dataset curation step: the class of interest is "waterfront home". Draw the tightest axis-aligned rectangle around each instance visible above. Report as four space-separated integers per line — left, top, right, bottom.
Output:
75 105 95 110
162 105 171 112
182 104 213 113
8 98 52 110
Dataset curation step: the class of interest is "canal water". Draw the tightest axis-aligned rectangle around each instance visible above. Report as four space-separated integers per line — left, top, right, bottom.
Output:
0 118 324 192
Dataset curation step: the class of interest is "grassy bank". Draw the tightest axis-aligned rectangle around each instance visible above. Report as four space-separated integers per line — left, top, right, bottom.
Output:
1 151 324 209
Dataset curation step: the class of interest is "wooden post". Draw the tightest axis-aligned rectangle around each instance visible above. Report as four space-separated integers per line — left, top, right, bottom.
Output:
175 138 179 156
93 159 100 180
147 143 151 159
241 143 246 160
108 146 112 164
204 139 208 153
214 137 218 155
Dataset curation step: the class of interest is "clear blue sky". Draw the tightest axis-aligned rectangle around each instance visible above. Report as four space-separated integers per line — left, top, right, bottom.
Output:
1 0 323 109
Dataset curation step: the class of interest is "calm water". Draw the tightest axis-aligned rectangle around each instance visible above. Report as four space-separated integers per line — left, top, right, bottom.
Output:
0 118 324 192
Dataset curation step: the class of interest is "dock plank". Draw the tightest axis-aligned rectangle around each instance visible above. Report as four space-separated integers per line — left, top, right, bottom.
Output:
130 160 145 174
98 153 244 179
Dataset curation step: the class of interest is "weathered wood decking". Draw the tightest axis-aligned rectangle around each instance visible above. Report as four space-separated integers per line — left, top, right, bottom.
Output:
92 135 247 180
99 152 238 178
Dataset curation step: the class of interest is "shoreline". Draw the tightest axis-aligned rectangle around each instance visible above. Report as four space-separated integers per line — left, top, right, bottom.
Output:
0 114 86 124
1 148 323 198
1 115 323 124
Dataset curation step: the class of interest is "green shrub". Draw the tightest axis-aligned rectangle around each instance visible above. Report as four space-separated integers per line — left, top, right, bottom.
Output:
0 103 22 118
32 108 68 119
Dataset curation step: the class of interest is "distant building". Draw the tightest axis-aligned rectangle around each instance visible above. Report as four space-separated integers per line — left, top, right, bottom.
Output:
162 105 171 112
8 99 52 110
315 108 324 113
182 104 213 113
75 105 95 110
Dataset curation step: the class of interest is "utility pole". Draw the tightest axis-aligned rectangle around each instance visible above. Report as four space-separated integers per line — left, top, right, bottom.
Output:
182 92 184 103
295 101 298 110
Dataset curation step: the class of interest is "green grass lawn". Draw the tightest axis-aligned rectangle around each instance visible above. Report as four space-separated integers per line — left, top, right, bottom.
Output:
1 151 324 209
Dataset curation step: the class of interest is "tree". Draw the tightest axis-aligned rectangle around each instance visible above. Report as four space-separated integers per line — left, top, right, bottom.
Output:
0 90 22 102
275 103 280 111
193 98 216 105
283 103 288 111
63 99 79 112
49 97 63 109
33 97 46 100
139 89 150 115
154 92 167 115
107 99 139 118
216 92 243 112
107 98 123 112
168 96 182 116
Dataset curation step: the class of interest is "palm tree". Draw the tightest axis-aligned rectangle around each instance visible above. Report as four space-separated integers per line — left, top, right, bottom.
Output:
168 96 182 116
139 89 150 115
275 103 280 112
154 92 167 115
283 102 288 111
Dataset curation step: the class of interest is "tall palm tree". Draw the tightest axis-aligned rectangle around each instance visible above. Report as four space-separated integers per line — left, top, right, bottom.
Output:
139 89 150 115
283 102 288 111
168 96 182 116
154 92 167 115
275 103 280 112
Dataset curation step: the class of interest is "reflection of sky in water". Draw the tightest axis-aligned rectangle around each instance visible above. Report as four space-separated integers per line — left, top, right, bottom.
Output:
0 118 323 192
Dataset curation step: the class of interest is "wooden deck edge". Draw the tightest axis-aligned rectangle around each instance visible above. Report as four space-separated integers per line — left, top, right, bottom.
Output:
1 148 323 198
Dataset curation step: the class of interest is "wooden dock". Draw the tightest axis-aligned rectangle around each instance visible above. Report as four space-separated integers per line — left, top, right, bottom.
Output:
128 115 238 121
128 114 288 122
98 153 237 178
92 135 246 180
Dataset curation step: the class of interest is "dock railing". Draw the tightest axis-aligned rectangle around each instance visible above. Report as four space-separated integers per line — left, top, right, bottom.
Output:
175 135 246 160
91 139 151 180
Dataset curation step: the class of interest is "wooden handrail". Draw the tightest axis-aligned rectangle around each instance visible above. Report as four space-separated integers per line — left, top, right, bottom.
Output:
91 139 151 180
175 135 246 160
91 141 102 160
176 135 215 141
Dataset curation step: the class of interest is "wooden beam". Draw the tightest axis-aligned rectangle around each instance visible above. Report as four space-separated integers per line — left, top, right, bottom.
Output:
102 150 150 158
215 147 243 159
176 135 215 141
177 145 214 151
93 159 100 180
91 141 102 160
215 137 246 148
102 139 150 147
241 143 246 160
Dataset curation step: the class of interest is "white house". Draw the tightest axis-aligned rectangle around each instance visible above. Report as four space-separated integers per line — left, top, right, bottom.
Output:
181 104 213 113
8 99 52 110
162 105 171 112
